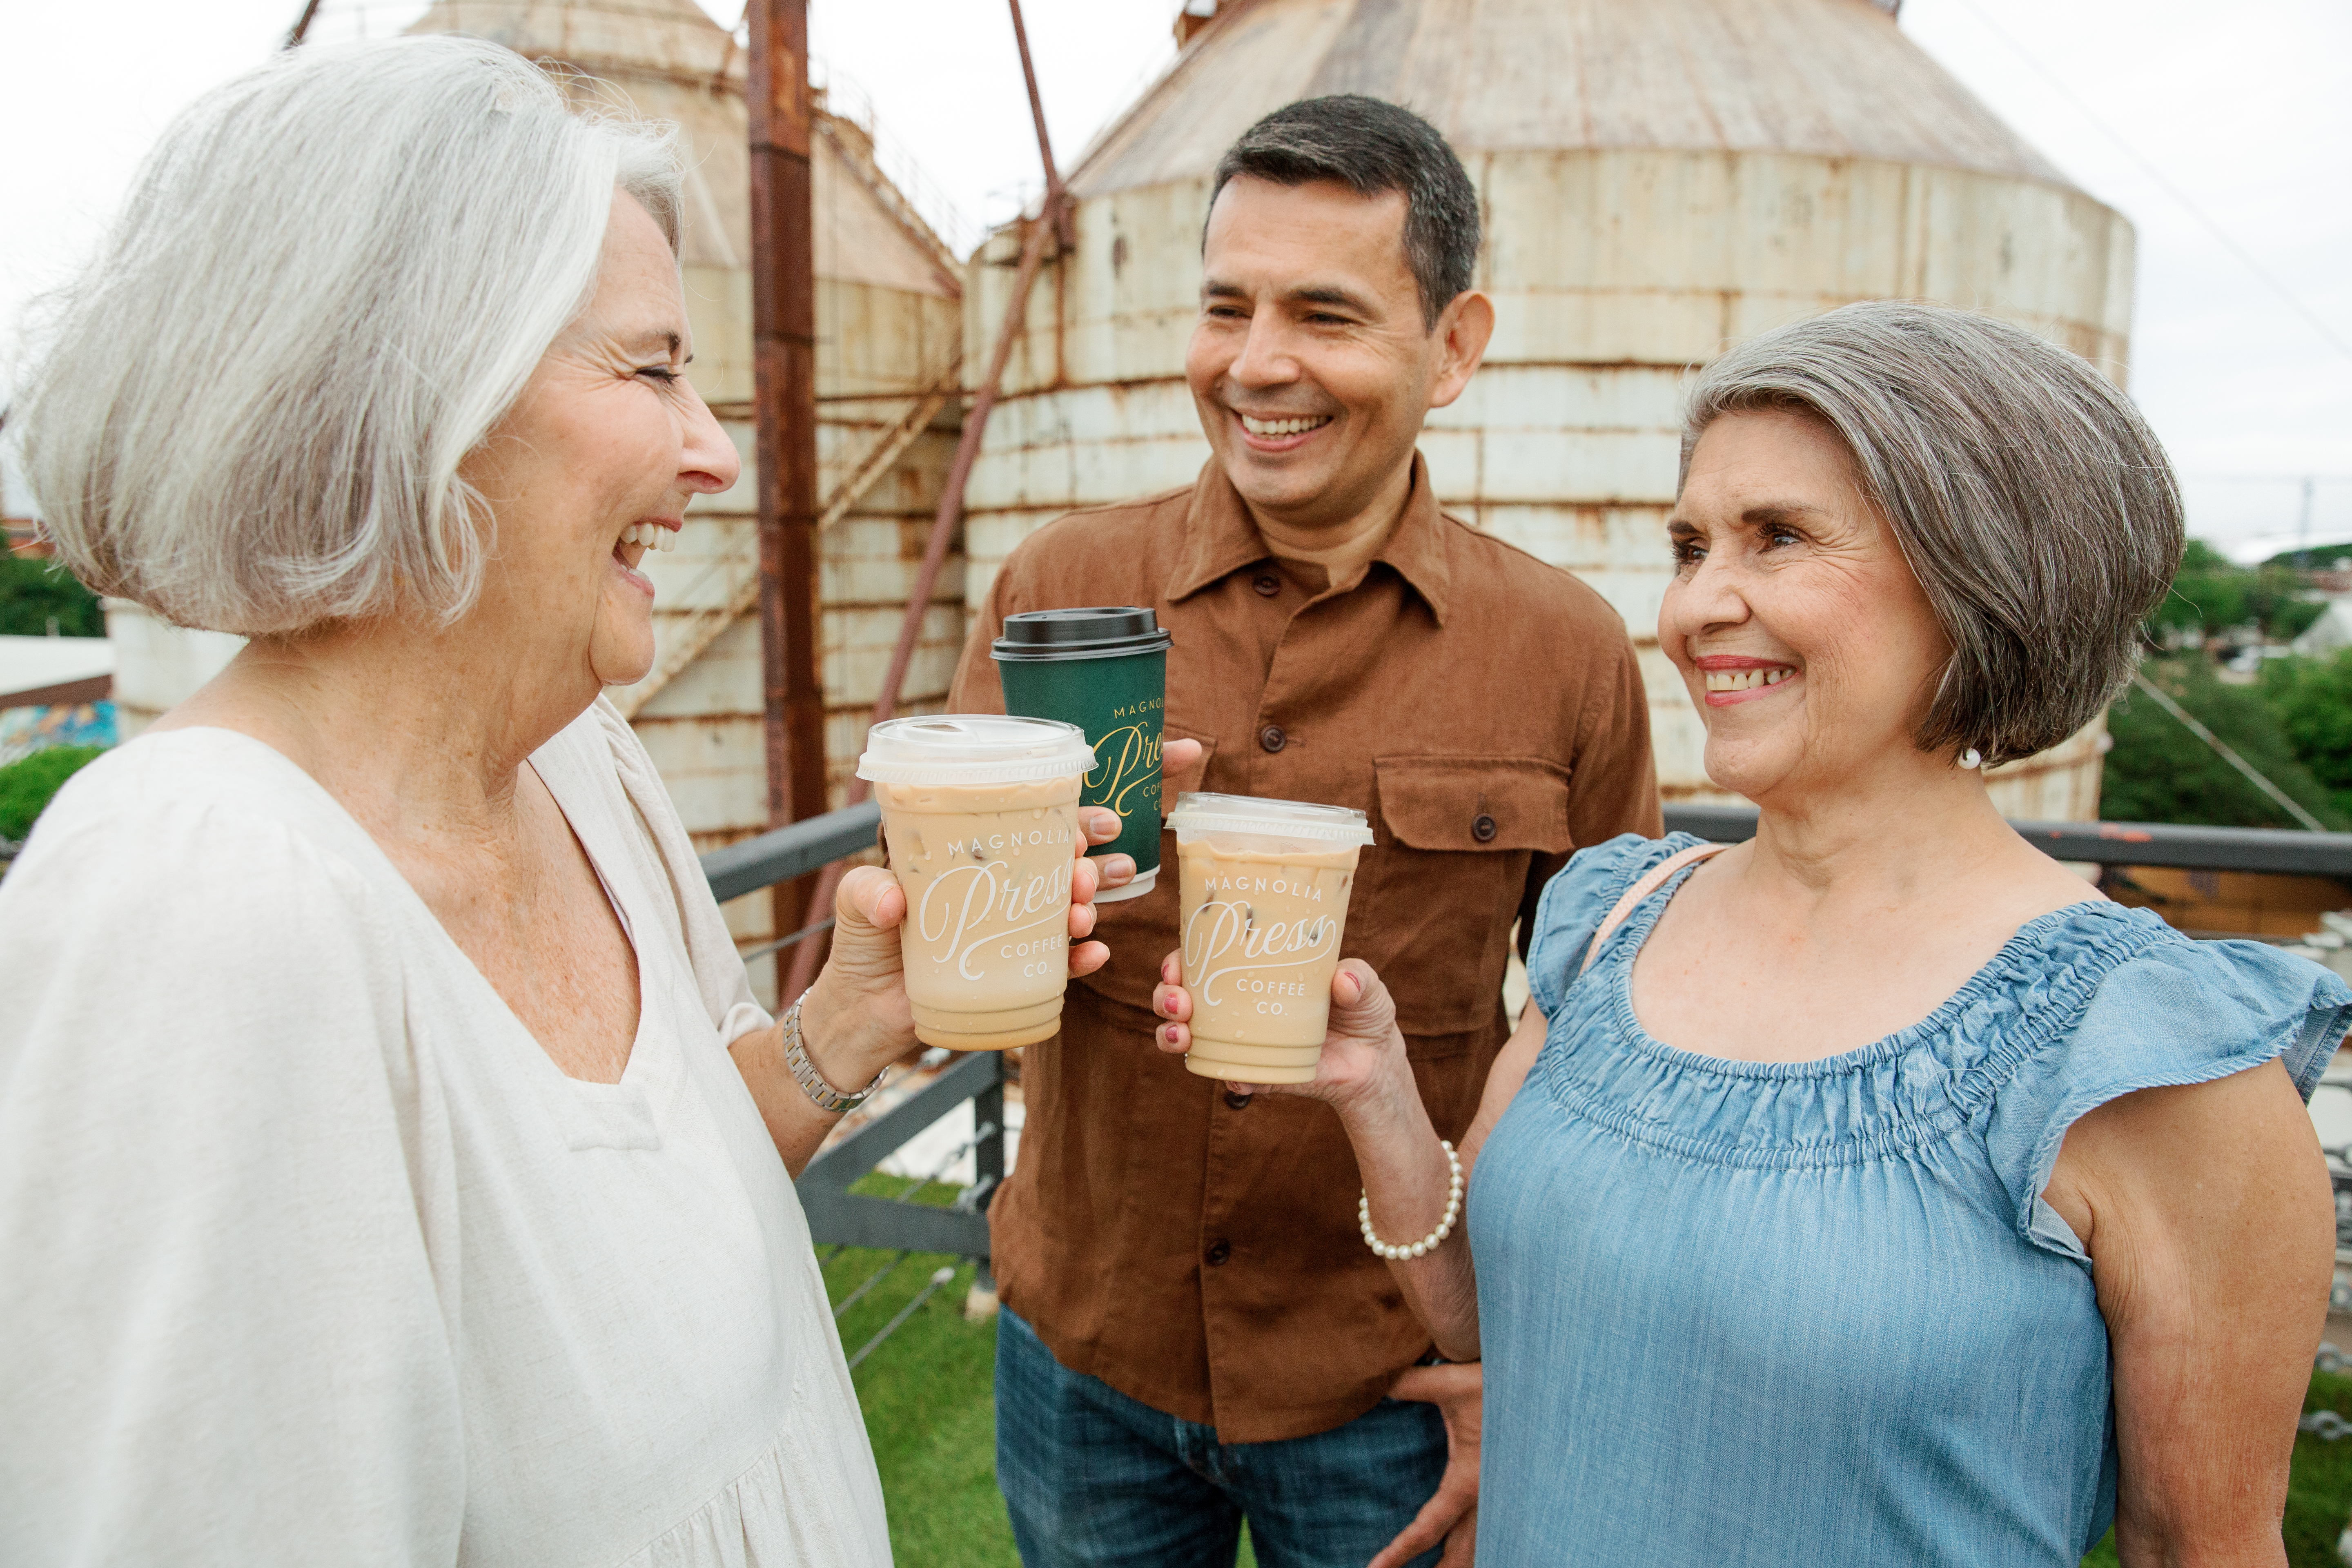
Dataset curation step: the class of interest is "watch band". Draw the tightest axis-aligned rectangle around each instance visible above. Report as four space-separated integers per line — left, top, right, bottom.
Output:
781 993 886 1114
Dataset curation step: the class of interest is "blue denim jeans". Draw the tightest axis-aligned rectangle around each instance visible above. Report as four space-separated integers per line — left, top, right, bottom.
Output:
995 1308 1446 1568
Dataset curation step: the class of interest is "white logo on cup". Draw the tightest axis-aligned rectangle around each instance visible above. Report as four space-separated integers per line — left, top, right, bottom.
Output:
1182 898 1337 1010
919 855 1074 981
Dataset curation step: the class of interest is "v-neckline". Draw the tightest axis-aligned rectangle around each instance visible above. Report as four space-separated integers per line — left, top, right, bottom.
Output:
167 723 652 1090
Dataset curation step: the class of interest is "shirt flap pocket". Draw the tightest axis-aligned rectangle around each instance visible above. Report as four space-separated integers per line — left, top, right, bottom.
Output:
1374 756 1572 854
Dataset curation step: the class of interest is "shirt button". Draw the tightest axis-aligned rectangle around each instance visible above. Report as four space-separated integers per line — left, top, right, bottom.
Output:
1259 724 1286 753
1472 813 1498 843
1224 1090 1252 1110
1205 1240 1233 1266
1253 573 1281 597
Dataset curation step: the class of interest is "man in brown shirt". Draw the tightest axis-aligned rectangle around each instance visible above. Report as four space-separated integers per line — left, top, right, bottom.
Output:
953 96 1658 1568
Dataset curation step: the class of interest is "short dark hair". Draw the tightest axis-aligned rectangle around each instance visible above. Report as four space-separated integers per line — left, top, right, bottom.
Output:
1208 95 1479 329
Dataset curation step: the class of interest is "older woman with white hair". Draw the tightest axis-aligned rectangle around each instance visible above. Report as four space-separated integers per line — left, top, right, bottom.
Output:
0 36 1188 1566
1150 301 2352 1565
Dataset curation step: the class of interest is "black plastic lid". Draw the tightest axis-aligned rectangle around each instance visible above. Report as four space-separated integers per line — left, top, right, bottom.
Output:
991 606 1172 662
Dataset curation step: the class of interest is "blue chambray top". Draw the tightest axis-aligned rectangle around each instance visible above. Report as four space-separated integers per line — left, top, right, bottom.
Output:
1471 833 2352 1566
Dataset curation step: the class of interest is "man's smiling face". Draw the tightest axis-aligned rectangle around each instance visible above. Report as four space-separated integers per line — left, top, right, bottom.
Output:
1185 175 1463 535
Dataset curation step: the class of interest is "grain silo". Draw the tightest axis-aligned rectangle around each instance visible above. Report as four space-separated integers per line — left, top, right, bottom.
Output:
105 0 966 995
961 0 2134 817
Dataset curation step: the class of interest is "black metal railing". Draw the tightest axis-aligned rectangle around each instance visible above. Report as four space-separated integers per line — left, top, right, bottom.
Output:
706 801 2352 1359
702 800 1006 1365
1663 804 2352 875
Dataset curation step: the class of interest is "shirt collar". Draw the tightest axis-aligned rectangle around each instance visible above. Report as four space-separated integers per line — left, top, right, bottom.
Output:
1164 452 1453 626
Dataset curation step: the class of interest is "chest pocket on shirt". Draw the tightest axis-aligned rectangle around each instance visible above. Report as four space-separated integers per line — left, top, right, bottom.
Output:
1361 756 1574 1044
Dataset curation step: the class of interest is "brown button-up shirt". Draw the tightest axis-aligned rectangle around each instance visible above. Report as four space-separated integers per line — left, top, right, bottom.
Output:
949 455 1659 1443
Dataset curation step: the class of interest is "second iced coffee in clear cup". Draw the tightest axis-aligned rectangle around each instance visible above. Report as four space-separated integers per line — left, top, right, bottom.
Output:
1168 792 1376 1084
858 716 1099 1051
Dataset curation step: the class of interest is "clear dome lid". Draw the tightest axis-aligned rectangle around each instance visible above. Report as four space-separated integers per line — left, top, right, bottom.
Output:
856 715 1098 786
1166 791 1376 846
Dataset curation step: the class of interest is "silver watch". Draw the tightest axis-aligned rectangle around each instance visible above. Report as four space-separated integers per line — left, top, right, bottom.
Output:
781 993 886 1114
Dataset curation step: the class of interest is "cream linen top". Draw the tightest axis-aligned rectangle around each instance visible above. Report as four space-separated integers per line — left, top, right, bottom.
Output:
0 700 891 1566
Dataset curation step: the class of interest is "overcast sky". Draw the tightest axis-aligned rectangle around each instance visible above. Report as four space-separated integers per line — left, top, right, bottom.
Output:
4 0 2348 559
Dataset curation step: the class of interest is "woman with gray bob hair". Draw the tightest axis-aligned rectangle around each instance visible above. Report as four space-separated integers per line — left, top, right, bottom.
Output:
0 36 1181 1564
1682 301 2184 770
1150 299 2352 1563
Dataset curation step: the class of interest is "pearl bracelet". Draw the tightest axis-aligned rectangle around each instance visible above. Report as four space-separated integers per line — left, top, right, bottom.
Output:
1358 1139 1463 1261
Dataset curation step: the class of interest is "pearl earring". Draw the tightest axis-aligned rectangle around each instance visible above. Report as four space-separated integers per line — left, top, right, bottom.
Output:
1959 747 1983 770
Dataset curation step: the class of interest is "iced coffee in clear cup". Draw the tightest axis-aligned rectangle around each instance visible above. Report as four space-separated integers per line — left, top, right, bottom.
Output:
1168 792 1376 1084
858 716 1099 1051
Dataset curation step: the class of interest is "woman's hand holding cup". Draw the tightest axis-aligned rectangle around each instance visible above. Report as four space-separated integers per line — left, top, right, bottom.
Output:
1150 954 1419 1131
802 737 1205 1089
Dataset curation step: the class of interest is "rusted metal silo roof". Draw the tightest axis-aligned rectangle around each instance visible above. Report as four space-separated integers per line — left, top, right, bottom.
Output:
405 0 744 86
1073 0 2074 198
403 0 960 294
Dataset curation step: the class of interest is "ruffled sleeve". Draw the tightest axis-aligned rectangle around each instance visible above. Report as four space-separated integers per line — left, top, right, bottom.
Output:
1985 933 2352 1262
1523 833 1689 1020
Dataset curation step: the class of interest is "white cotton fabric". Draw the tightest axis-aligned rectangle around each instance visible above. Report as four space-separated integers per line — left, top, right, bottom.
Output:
0 699 892 1568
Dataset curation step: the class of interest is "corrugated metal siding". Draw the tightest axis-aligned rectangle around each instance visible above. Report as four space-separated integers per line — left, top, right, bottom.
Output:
960 0 2133 812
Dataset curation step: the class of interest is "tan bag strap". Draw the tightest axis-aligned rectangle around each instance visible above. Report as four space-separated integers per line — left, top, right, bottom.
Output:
1579 841 1732 976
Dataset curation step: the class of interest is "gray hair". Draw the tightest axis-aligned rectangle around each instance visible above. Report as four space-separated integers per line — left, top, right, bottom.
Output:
1210 95 1479 329
1679 301 2184 768
9 34 682 635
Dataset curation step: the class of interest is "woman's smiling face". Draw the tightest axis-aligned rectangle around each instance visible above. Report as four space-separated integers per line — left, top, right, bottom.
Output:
1662 408 1954 805
459 192 737 694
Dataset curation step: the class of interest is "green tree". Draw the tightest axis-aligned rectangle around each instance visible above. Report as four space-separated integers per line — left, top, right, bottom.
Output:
2098 657 2348 830
0 554 104 638
0 745 104 843
2264 650 2352 821
2146 540 2325 644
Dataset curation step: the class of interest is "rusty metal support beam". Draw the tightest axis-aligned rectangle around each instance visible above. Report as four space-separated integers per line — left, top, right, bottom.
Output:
610 358 962 724
869 214 1054 738
748 0 827 963
782 208 1060 1004
781 4 1074 1004
283 0 324 48
1005 0 1074 249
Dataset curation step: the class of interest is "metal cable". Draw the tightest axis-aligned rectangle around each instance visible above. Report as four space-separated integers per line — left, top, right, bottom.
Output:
833 1250 911 1321
846 1264 960 1372
1949 0 2352 364
735 918 836 963
2128 671 2329 833
891 1123 997 1202
828 1123 996 1320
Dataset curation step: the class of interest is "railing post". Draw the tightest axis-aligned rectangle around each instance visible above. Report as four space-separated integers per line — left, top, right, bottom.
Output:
747 0 829 971
967 1067 1005 1318
970 1070 1006 1213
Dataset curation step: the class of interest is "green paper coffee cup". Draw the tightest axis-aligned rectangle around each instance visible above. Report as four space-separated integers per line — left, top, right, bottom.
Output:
993 607 1173 903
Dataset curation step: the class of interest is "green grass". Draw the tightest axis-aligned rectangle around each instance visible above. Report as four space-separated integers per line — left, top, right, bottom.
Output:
0 744 103 842
825 1174 1019 1568
829 1187 2351 1567
2077 1367 2352 1565
828 1173 1266 1568
2287 1369 2352 1565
